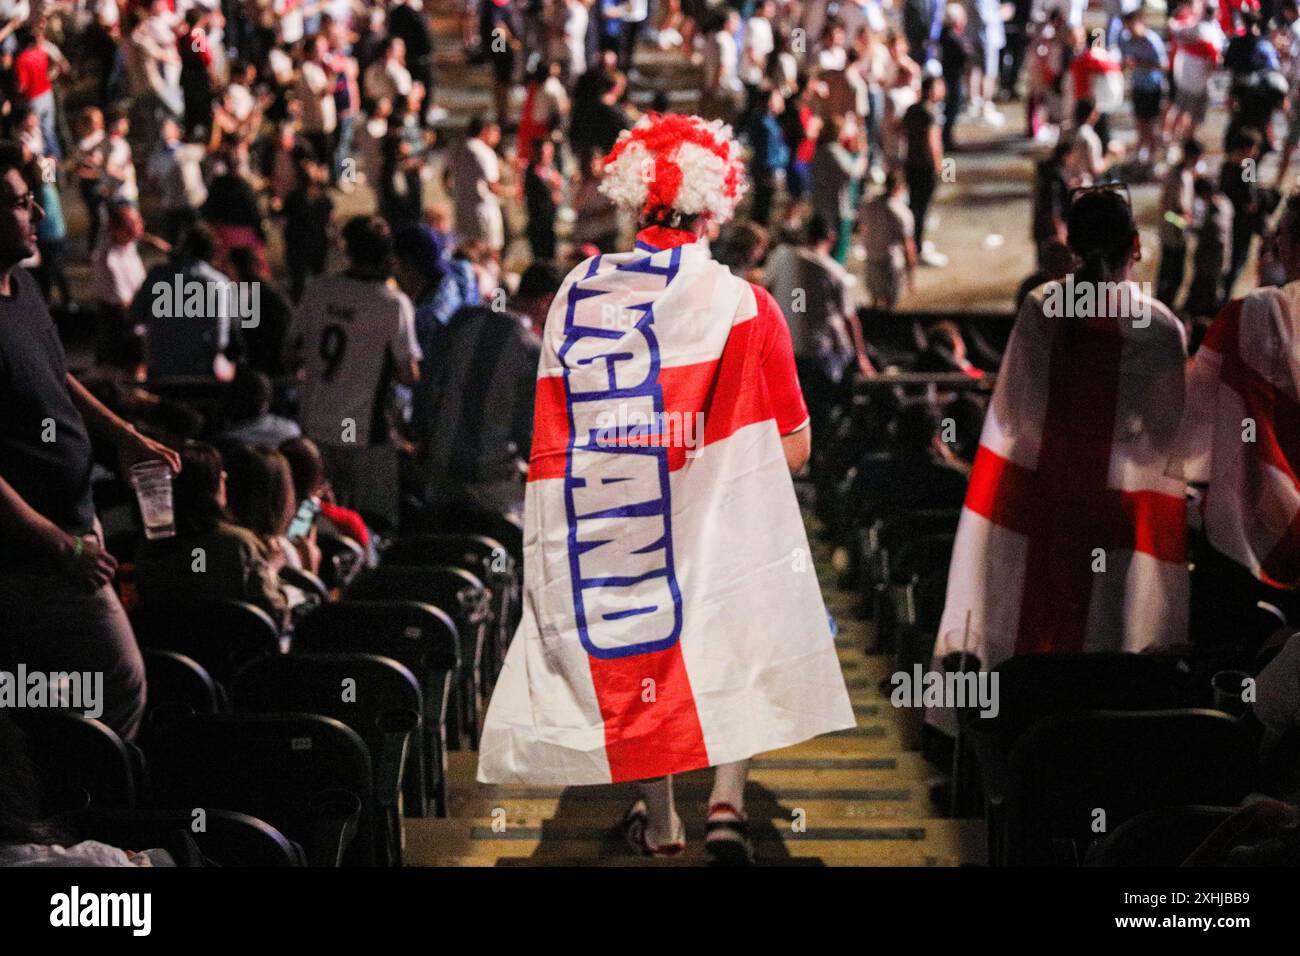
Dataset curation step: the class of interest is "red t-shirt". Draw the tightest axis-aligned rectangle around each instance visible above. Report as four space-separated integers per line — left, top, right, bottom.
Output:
15 47 51 100
320 500 370 550
750 282 811 436
633 226 810 438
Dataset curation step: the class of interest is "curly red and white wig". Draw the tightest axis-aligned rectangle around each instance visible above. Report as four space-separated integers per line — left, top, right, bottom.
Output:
598 113 748 225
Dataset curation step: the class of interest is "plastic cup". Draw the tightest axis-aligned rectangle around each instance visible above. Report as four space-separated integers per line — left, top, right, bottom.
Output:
1211 670 1251 718
130 460 176 540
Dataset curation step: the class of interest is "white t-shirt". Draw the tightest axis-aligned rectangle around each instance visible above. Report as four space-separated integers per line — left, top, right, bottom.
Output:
562 0 588 77
105 135 138 202
1172 21 1224 95
226 82 255 122
449 137 504 251
741 15 774 86
275 0 305 46
298 60 338 134
819 46 848 72
93 240 146 307
290 275 421 447
704 30 740 92
0 0 32 25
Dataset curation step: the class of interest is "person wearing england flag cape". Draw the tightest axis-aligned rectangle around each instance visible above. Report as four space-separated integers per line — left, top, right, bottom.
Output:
932 186 1190 733
475 113 855 863
1172 193 1300 636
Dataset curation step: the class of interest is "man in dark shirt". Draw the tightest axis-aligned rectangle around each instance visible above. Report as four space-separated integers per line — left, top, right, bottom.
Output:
938 5 974 151
903 76 946 265
387 0 436 105
1220 126 1265 300
410 263 558 520
132 224 242 382
0 141 179 741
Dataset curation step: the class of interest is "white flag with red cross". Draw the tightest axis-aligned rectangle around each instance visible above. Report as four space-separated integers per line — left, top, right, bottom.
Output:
1176 285 1300 590
476 230 856 785
933 282 1191 681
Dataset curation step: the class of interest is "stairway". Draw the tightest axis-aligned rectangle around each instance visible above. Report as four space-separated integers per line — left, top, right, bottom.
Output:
402 511 988 866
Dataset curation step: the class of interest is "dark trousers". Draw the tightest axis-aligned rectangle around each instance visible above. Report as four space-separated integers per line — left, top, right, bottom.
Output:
1094 113 1112 154
33 238 70 306
95 301 131 365
1224 224 1254 300
1001 28 1029 96
527 225 557 261
304 131 333 169
942 76 963 150
79 178 104 253
750 172 777 225
618 18 645 71
906 163 937 247
1156 242 1187 306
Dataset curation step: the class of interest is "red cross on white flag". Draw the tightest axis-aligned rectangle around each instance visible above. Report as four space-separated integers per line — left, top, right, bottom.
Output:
934 282 1191 690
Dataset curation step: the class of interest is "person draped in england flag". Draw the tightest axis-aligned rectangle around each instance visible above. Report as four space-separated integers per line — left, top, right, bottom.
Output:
475 113 855 863
932 186 1190 733
1173 193 1300 645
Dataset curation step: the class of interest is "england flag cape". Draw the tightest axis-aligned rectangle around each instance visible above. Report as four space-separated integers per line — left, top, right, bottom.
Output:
933 281 1191 690
1176 284 1300 589
476 233 856 785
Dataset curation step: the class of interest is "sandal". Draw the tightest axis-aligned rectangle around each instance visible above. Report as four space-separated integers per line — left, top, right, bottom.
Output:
705 803 754 865
622 799 686 858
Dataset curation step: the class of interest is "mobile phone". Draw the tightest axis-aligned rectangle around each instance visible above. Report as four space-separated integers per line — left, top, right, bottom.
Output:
287 497 321 541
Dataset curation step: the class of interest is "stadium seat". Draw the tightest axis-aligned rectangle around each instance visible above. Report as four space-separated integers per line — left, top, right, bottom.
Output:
231 652 421 866
129 600 281 688
281 565 330 603
17 711 139 813
1083 805 1239 867
318 530 367 591
143 648 221 712
408 506 523 564
1001 709 1256 866
293 600 459 817
59 807 309 867
140 649 223 746
151 713 377 866
878 532 955 647
345 565 489 751
857 508 961 645
963 651 1193 864
381 533 519 693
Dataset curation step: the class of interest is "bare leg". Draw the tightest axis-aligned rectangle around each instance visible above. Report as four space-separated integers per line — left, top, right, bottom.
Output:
709 759 750 814
637 774 681 846
706 760 753 862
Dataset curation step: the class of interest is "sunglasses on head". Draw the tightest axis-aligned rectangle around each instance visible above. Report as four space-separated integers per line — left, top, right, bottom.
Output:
1068 181 1132 209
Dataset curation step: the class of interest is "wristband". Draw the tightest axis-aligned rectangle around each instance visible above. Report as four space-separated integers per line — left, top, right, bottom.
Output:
72 536 84 559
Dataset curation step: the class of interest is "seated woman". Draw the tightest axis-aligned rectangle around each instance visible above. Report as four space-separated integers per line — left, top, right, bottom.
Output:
278 436 376 566
133 442 288 627
222 444 323 611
